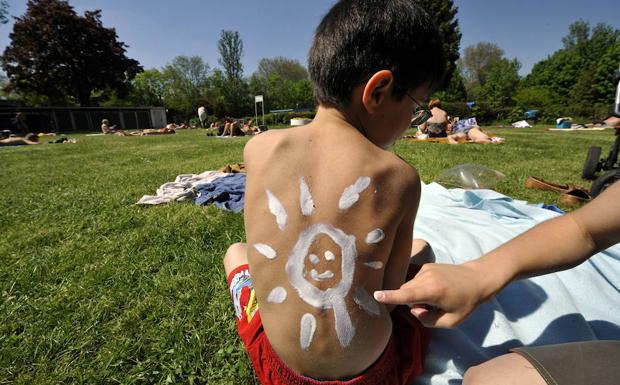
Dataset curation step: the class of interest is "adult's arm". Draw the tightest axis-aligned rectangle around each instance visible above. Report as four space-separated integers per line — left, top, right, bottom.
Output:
375 181 620 328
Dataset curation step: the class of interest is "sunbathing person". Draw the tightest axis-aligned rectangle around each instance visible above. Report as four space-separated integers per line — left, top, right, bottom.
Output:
100 119 123 135
241 119 262 135
0 133 40 147
417 99 451 138
222 119 244 137
447 117 495 144
134 127 176 136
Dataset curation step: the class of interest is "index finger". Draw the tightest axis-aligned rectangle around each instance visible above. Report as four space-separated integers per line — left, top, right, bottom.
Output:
373 285 438 306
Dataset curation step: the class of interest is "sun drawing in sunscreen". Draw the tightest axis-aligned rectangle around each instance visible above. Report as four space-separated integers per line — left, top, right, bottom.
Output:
254 176 386 350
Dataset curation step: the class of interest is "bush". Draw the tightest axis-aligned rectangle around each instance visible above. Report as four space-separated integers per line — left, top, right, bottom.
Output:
262 111 316 125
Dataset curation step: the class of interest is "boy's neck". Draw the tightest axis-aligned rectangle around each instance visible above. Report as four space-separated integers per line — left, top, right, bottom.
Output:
312 105 371 142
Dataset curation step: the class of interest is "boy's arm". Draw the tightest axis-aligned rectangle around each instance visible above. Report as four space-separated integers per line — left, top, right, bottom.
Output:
375 181 620 328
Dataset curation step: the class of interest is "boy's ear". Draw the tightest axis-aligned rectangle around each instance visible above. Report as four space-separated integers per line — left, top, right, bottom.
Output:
362 70 395 113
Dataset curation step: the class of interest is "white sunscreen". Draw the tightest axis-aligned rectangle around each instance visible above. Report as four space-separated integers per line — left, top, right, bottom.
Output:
300 313 317 350
338 177 371 210
310 269 334 281
353 287 381 316
299 177 315 216
365 229 385 244
309 254 320 265
254 243 277 259
324 250 336 261
267 286 288 304
266 189 288 231
364 261 383 270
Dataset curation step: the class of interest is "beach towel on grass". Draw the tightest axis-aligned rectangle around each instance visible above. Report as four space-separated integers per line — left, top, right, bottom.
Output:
413 183 620 385
195 173 246 213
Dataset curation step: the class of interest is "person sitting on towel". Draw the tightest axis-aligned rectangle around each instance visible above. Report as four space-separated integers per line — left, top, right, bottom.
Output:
417 99 451 138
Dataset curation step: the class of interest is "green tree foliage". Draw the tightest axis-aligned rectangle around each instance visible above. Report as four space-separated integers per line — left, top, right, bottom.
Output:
478 59 521 109
218 30 244 81
249 57 314 111
1 0 142 106
433 68 467 102
417 0 461 86
0 0 9 24
461 42 504 90
130 69 169 107
525 20 619 117
256 57 308 82
161 56 211 119
217 30 250 116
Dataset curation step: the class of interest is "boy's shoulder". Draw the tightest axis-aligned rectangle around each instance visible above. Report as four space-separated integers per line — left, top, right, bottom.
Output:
243 129 288 163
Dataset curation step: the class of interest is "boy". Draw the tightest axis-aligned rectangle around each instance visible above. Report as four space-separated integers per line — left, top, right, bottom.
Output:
224 1 446 383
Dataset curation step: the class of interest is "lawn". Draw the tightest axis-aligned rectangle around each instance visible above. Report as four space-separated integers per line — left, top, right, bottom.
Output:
0 127 615 384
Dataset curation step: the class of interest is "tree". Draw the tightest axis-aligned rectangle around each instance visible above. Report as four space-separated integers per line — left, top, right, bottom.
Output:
130 69 169 107
433 68 467 102
256 57 308 82
478 58 520 109
217 30 250 116
525 20 619 112
162 55 210 119
1 0 142 106
461 42 504 89
218 30 244 81
418 0 461 86
0 0 9 24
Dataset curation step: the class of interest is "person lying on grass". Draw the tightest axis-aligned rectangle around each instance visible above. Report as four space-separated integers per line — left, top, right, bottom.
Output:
446 117 499 144
222 1 446 384
0 133 40 147
375 180 620 385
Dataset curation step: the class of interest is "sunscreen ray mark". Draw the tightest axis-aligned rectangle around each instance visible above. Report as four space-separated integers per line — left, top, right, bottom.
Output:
254 243 277 260
365 229 385 244
364 261 383 270
300 313 317 350
266 189 288 231
299 177 315 216
310 269 334 281
333 297 355 347
338 177 371 210
267 286 288 304
324 250 336 261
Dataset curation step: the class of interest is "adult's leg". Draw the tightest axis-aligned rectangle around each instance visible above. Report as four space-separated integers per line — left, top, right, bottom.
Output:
468 127 491 144
411 239 435 264
463 353 547 385
224 242 248 277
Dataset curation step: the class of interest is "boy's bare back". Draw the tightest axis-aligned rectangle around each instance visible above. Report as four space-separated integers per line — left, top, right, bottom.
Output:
243 121 420 379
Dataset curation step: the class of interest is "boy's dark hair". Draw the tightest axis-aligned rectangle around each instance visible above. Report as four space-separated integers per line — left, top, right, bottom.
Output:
309 0 446 107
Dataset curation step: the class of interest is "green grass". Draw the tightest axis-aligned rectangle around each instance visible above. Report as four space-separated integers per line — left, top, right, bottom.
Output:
0 127 615 384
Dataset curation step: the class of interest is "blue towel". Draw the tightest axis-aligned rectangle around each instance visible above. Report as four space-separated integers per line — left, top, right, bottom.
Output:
414 183 620 385
194 173 246 212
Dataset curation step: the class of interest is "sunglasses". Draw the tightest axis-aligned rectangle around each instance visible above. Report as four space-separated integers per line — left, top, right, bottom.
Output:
405 92 432 126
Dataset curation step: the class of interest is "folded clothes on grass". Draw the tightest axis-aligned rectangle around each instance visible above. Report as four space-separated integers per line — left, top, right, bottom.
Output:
137 170 246 212
136 171 229 205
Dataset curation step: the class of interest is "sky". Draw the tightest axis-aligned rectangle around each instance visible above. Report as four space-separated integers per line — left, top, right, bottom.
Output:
0 0 618 77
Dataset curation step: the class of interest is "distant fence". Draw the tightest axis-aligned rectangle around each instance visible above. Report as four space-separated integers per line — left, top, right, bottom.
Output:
0 106 167 133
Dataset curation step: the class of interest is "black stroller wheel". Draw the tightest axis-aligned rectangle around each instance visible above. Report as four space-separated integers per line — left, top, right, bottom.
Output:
591 169 620 197
582 146 602 180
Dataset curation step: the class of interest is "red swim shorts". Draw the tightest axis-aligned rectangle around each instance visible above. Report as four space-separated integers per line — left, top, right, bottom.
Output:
227 264 430 385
